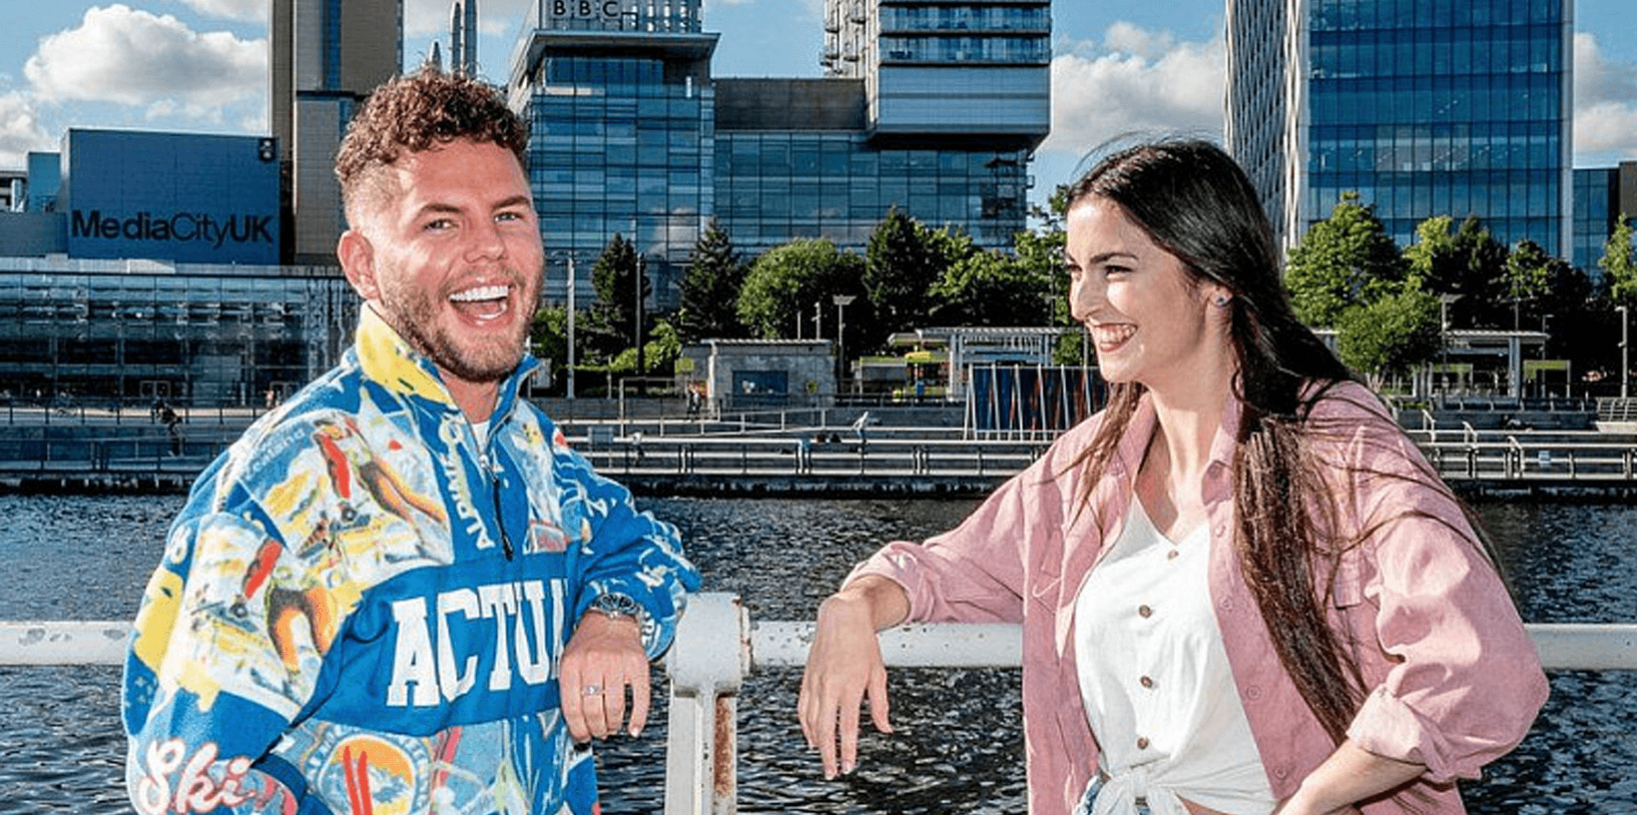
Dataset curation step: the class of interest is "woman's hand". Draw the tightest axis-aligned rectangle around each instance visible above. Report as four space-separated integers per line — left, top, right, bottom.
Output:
1273 740 1423 815
797 576 909 778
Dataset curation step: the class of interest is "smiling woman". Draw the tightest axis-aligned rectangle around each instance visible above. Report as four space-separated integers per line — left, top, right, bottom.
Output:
799 139 1547 815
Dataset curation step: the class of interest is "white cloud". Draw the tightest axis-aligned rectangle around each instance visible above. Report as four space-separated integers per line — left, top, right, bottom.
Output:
24 5 265 119
0 91 54 169
406 0 528 37
1101 22 1178 62
170 0 268 23
1043 24 1225 163
1573 32 1637 161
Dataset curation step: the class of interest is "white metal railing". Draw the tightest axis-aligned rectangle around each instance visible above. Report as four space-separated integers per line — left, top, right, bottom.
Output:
9 595 1636 814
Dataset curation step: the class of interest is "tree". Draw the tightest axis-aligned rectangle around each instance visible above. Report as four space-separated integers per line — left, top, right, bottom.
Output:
1404 216 1509 328
583 234 649 362
1603 214 1637 307
607 319 683 376
737 239 865 340
1505 239 1589 334
1283 193 1406 327
863 208 955 348
1334 285 1441 391
677 220 748 343
528 304 571 387
928 249 1051 327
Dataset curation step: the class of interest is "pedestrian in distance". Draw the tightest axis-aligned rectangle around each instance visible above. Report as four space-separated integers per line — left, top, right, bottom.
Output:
798 138 1547 815
123 66 699 815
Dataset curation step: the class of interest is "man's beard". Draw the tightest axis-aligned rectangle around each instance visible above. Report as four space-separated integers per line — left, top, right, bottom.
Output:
379 278 534 385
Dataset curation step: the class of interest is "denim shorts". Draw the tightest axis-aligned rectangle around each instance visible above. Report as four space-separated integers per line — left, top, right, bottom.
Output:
1074 775 1154 815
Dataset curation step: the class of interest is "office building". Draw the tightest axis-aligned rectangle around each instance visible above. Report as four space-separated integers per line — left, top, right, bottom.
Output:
0 129 355 406
0 260 356 406
0 169 24 213
272 0 403 264
451 0 479 75
507 0 717 307
1572 162 1637 279
506 0 1050 308
1226 0 1574 257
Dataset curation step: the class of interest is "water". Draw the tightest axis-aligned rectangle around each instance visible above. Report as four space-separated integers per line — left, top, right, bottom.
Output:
2 494 1635 813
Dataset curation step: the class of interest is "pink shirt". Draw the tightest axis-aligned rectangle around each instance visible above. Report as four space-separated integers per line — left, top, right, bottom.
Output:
850 381 1548 815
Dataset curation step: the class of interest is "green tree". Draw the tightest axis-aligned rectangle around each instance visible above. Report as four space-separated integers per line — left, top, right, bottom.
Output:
529 304 570 382
737 239 865 340
1404 216 1509 328
1603 214 1637 307
928 249 1051 327
677 220 748 343
863 208 957 348
1505 239 1589 334
607 319 683 376
583 234 649 362
1334 285 1442 391
1283 193 1407 327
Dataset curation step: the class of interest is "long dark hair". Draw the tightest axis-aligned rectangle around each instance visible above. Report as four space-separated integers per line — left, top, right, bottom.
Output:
1064 138 1425 744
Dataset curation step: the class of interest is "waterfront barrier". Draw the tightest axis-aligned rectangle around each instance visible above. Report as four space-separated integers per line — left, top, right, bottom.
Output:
6 595 1635 814
1 420 1635 498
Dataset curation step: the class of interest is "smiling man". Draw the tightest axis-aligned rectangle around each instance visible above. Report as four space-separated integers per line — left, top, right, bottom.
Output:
122 68 699 815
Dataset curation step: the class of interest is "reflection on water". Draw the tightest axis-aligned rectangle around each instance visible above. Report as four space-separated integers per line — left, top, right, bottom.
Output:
1 495 1634 813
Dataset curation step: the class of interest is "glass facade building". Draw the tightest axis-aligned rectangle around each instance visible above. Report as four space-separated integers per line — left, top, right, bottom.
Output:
509 0 716 307
1227 0 1573 257
508 0 1048 308
0 260 356 406
714 80 1033 256
1572 161 1637 282
1573 167 1619 278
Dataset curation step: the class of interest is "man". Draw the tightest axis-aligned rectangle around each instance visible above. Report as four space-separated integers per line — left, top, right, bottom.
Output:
123 67 699 815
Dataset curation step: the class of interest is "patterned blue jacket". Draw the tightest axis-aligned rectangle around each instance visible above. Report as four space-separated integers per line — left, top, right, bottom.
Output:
123 308 699 815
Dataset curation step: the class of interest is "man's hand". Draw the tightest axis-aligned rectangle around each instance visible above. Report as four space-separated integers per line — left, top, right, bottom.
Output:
559 610 650 742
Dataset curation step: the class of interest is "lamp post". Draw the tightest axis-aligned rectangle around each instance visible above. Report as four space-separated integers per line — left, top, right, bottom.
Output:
1618 305 1630 400
833 295 855 395
634 252 646 395
566 256 576 400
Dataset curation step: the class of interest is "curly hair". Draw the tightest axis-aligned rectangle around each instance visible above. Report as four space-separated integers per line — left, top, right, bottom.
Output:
335 66 530 223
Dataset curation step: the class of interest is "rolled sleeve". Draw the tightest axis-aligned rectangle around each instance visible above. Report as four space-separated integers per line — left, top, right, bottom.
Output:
1339 448 1548 782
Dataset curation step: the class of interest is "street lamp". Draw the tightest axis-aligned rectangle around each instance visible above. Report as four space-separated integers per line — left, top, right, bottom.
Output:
635 253 646 393
833 295 855 395
566 256 577 400
547 252 579 400
1618 305 1630 401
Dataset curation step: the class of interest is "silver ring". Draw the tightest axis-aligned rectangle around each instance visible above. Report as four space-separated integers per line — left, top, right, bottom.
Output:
582 684 603 696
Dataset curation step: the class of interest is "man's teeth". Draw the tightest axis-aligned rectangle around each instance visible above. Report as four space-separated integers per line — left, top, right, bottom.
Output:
451 285 509 302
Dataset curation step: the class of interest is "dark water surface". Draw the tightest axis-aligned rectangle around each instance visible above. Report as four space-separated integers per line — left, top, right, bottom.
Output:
1 495 1634 813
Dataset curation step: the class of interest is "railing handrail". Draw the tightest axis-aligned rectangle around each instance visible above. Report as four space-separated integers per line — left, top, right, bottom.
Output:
8 597 1637 814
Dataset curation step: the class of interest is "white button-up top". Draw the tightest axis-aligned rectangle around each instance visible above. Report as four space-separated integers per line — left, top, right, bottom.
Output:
1073 499 1276 815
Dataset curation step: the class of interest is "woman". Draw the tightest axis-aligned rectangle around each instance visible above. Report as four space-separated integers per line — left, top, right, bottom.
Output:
797 139 1547 815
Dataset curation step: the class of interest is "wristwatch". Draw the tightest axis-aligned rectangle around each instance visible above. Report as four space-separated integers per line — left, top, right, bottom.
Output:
588 592 644 623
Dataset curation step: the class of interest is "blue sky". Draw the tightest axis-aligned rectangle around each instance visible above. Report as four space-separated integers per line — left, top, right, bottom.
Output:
3 0 1635 212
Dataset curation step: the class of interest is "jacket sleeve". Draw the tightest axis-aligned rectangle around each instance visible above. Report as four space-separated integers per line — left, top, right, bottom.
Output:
558 442 700 659
847 426 1088 625
123 436 340 814
1322 391 1549 783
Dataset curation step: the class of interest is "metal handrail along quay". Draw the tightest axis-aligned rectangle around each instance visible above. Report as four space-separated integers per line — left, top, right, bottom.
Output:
5 594 1636 813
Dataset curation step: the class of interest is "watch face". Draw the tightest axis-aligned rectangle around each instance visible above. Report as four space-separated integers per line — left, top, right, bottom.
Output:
592 593 642 618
